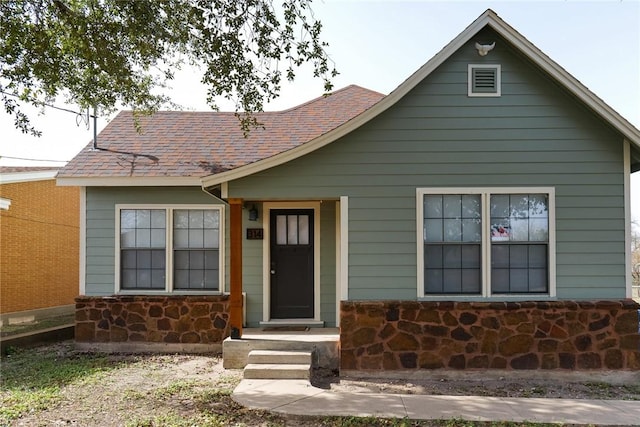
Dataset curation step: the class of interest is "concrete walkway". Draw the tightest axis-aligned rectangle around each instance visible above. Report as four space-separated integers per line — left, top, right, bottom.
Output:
233 379 640 425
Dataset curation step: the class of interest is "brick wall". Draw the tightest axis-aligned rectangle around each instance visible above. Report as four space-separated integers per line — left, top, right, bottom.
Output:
0 180 79 313
340 300 640 371
75 295 230 344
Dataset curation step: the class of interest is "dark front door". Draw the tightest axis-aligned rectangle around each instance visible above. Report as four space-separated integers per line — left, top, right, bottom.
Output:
270 209 314 319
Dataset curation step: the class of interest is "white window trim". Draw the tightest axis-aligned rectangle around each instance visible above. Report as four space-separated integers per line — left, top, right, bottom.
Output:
468 64 501 97
416 187 556 300
115 204 225 295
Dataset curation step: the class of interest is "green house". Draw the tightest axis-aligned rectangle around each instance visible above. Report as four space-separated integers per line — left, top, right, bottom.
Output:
59 10 640 370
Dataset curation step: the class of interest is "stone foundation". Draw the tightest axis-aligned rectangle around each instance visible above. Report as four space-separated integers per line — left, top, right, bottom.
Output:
340 300 640 371
75 295 230 346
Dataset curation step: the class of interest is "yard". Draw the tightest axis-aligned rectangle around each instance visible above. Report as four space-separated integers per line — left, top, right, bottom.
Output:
1 341 638 426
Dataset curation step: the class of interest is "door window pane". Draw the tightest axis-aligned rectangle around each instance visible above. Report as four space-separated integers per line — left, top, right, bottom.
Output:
287 215 298 244
299 215 309 245
276 215 287 245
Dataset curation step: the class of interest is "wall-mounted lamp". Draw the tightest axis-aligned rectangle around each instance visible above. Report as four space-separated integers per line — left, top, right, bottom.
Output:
248 204 259 221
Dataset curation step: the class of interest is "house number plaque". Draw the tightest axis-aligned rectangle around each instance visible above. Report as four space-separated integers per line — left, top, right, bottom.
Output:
246 228 264 240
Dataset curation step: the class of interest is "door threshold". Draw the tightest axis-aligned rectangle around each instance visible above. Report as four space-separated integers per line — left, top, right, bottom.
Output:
259 320 325 329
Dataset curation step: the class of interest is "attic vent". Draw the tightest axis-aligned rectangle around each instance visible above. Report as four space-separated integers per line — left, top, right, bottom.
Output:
468 64 501 97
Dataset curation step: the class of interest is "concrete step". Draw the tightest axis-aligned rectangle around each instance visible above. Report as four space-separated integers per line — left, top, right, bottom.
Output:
244 363 311 380
247 350 312 365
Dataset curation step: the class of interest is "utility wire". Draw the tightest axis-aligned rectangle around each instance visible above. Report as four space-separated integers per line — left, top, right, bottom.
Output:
0 155 68 163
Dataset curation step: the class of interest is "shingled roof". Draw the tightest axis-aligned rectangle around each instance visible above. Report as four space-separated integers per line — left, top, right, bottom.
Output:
58 85 383 180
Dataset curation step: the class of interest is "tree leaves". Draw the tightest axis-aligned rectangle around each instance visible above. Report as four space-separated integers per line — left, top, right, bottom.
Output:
0 0 337 135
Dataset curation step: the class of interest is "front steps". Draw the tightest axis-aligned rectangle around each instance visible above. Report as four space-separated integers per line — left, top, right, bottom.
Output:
243 350 312 380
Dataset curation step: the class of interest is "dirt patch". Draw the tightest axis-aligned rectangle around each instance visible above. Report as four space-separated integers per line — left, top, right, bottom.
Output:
4 341 640 427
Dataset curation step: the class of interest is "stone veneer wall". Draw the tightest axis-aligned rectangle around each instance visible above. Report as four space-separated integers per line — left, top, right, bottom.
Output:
340 300 640 371
76 295 230 344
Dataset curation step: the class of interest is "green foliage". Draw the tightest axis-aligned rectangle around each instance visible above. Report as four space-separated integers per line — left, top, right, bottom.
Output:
0 0 337 135
0 345 117 423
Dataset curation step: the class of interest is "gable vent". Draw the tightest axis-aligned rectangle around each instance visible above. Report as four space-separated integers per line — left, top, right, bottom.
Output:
468 64 501 97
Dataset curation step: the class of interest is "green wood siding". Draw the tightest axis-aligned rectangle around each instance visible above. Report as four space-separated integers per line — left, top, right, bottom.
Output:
84 187 226 296
229 28 626 300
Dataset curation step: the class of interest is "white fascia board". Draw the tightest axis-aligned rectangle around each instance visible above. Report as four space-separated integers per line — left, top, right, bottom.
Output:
0 170 58 184
482 12 640 151
56 176 202 187
201 10 640 189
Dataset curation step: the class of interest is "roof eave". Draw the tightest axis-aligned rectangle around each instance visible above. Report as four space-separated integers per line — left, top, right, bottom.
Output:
56 176 204 187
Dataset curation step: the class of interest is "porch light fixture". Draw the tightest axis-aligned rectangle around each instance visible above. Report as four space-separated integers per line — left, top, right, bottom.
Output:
248 204 259 221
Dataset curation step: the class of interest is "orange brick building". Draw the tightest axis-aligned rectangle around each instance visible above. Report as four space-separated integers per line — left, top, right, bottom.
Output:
0 167 79 324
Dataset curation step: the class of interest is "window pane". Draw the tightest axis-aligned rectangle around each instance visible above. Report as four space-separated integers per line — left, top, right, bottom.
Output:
299 215 309 245
490 220 510 242
529 218 548 241
137 269 151 287
425 269 443 293
174 229 189 248
443 195 461 218
425 245 443 268
511 219 529 241
121 229 136 248
287 215 298 244
175 250 189 269
136 210 150 228
529 245 547 268
443 245 461 268
462 219 481 242
121 210 136 229
136 228 151 248
443 219 461 242
510 195 528 218
122 270 136 288
151 229 165 247
277 215 287 245
491 244 509 268
174 210 189 228
151 269 165 287
151 210 166 228
425 195 442 218
461 245 481 268
510 245 528 268
529 269 548 292
204 272 217 289
174 270 188 288
189 270 204 288
189 210 204 228
492 269 509 293
491 195 509 218
122 250 137 269
189 229 204 248
151 250 165 269
190 251 205 269
509 269 528 292
529 195 548 218
425 219 443 242
461 269 481 293
462 195 481 218
137 250 151 269
205 250 219 269
204 229 219 248
443 269 462 293
204 210 219 228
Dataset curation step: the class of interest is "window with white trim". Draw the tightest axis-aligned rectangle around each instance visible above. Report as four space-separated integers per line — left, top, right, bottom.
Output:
117 206 223 293
417 188 554 298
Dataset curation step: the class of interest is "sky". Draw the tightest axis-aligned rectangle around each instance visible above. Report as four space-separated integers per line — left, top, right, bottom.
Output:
1 0 639 218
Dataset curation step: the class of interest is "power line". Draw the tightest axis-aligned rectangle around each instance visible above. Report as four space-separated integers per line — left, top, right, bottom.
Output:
0 155 68 163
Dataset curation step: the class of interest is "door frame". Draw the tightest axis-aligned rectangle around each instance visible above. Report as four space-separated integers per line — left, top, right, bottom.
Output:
262 201 321 323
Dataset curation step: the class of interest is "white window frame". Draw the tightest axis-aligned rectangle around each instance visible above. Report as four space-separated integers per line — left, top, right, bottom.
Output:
468 64 501 97
115 204 225 295
416 188 556 299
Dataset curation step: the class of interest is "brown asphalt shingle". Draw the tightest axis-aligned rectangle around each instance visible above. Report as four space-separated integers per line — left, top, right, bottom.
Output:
58 85 384 178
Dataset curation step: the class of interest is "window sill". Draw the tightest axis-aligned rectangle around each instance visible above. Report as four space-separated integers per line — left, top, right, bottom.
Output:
418 294 556 302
